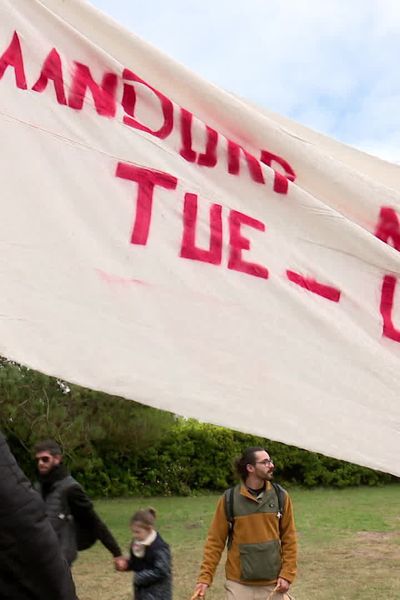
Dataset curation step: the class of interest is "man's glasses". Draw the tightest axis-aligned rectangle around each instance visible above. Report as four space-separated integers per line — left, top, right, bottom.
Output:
255 459 273 466
35 456 51 464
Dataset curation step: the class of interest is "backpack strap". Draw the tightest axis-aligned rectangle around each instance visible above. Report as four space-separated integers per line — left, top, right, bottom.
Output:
54 476 79 520
224 486 235 550
271 482 286 519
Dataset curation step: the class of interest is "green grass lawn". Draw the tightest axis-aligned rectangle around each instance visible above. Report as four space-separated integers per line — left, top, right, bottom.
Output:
73 485 400 599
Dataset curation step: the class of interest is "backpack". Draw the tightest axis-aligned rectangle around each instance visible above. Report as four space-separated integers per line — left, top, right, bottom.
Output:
224 482 286 550
58 479 98 552
75 521 97 551
36 476 98 552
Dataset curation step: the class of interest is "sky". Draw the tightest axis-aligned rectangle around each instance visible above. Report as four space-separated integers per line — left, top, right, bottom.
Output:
89 0 400 163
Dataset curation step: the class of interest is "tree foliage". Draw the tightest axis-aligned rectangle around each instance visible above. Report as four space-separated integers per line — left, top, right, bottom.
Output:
0 358 396 496
0 357 175 486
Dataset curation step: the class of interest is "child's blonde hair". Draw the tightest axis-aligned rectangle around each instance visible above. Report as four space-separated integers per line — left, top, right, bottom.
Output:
130 507 157 529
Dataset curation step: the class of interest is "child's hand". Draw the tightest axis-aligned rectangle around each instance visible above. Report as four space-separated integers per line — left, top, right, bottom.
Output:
114 556 128 571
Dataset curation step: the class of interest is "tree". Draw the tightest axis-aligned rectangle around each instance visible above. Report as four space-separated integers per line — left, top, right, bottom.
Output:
0 357 175 484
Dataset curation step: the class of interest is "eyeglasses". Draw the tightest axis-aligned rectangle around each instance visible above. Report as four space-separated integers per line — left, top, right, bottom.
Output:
255 459 273 466
35 456 51 464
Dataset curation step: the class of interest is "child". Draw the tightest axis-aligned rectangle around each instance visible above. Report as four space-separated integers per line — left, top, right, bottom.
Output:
116 507 172 600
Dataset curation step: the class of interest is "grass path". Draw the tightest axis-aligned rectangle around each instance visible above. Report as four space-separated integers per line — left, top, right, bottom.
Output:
73 485 400 599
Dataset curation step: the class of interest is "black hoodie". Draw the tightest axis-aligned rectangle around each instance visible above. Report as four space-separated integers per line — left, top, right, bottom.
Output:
0 432 76 600
37 463 122 559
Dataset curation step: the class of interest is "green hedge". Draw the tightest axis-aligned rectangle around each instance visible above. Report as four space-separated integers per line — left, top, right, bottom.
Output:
1 359 395 496
76 420 395 496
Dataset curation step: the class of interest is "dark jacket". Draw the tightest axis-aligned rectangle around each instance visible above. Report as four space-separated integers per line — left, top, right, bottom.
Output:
37 464 122 564
0 432 76 600
127 533 172 600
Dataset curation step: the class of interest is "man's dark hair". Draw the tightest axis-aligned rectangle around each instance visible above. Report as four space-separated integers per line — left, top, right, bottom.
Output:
234 446 265 481
33 439 63 456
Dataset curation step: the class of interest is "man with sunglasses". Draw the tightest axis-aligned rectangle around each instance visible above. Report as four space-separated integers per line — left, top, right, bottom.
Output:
34 439 125 569
0 431 76 600
193 447 297 600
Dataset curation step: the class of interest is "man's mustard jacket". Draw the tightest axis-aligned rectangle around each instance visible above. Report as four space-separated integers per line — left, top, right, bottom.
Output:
198 482 297 586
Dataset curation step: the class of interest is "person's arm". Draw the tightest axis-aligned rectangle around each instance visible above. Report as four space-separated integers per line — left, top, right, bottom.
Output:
278 493 297 584
124 556 133 571
66 484 96 524
0 433 76 600
94 514 123 557
197 495 229 586
123 548 134 571
66 486 123 557
134 544 171 587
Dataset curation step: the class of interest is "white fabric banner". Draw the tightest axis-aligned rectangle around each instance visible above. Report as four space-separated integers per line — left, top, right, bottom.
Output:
1 0 400 475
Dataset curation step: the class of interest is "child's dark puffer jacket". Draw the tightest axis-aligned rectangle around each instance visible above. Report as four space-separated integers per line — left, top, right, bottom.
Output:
128 532 172 600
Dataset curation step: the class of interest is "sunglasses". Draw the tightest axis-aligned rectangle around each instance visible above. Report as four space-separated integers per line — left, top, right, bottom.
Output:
35 456 51 464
